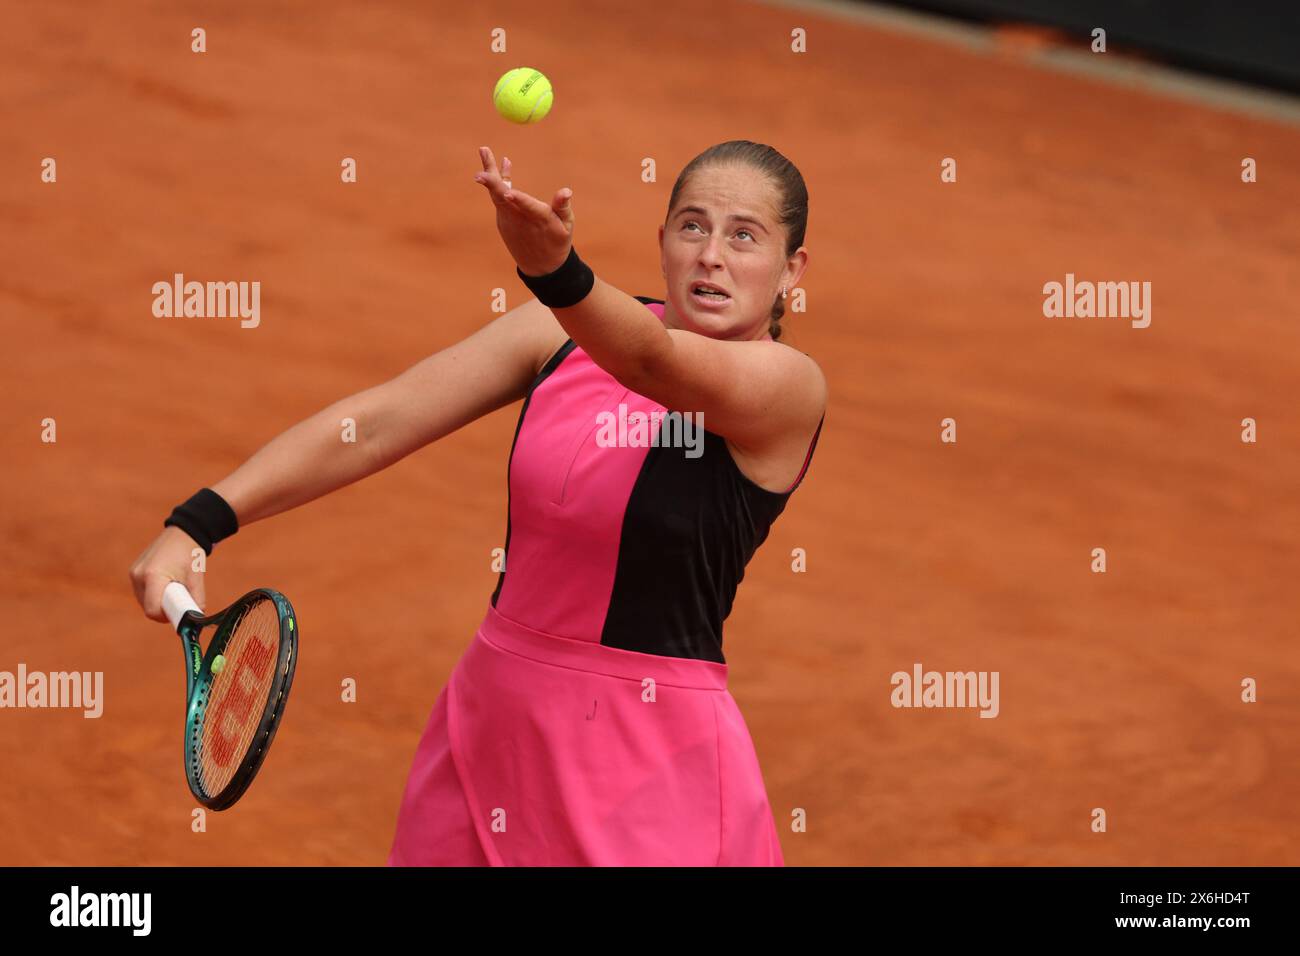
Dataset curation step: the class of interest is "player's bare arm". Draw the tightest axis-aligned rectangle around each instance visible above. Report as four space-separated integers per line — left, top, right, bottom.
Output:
207 297 564 525
129 299 564 620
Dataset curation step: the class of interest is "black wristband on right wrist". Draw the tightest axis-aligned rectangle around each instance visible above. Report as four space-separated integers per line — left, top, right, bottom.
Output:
164 488 239 556
516 245 595 309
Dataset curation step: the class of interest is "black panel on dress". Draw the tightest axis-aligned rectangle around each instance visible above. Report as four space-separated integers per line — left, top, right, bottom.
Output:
600 430 805 663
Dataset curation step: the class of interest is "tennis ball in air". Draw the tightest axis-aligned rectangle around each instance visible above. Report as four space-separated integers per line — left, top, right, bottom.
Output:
211 654 226 675
493 68 553 124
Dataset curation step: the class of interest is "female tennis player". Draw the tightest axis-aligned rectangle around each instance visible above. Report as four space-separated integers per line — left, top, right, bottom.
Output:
129 140 826 866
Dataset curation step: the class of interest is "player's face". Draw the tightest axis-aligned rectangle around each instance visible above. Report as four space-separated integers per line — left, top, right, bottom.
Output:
659 164 799 341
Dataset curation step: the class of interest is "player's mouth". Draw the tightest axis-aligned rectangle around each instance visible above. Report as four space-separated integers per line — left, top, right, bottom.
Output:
690 281 731 307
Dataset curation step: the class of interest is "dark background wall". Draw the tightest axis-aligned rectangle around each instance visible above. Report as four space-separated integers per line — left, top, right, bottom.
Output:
875 1 1300 92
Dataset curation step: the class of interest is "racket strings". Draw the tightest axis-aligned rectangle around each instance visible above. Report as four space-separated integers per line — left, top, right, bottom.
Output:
195 598 282 799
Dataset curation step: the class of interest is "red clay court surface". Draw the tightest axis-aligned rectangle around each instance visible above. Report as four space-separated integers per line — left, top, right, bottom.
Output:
1 1 1298 865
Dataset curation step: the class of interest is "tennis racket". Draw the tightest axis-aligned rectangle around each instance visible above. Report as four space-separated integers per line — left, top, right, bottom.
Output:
162 581 299 811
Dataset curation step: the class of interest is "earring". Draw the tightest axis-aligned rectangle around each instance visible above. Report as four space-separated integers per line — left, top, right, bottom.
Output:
781 286 788 299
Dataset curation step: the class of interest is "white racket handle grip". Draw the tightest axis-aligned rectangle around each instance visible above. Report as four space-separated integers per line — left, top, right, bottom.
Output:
163 581 202 631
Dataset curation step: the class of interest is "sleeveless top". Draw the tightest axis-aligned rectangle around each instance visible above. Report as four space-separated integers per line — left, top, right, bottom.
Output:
489 297 824 664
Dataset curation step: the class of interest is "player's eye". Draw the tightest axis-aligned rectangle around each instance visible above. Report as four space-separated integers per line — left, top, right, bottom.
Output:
683 220 703 232
736 229 755 241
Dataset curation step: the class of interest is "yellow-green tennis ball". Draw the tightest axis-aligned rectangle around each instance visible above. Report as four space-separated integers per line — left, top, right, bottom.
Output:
211 654 226 675
493 68 553 124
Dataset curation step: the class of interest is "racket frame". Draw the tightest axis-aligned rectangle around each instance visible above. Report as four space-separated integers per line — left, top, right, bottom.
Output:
165 584 298 811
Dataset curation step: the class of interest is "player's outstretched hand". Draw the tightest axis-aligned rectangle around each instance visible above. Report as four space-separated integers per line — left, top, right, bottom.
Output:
473 146 574 278
129 526 208 623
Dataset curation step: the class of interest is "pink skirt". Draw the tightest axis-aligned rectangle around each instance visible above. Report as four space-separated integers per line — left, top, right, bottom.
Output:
387 602 784 866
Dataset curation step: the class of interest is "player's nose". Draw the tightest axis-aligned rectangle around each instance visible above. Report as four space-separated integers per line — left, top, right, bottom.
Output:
698 239 727 266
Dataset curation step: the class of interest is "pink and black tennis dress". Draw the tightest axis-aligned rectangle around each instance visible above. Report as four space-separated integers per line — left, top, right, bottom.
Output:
388 298 823 866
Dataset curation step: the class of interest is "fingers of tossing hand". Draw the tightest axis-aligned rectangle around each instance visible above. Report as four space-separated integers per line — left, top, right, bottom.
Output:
473 146 512 200
473 148 566 223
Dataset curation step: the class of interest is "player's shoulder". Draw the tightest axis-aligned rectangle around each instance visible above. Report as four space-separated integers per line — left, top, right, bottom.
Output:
749 340 826 442
763 336 828 406
791 346 827 402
